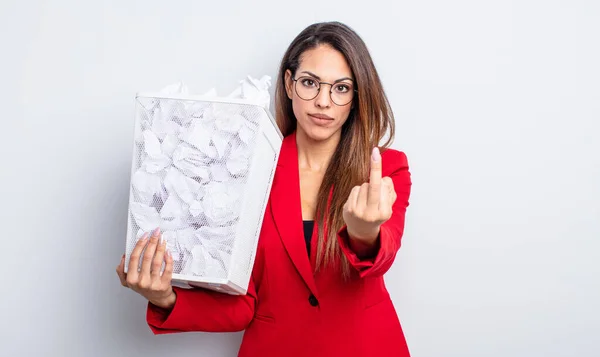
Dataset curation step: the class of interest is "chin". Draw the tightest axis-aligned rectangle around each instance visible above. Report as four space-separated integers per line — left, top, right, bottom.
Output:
302 124 341 143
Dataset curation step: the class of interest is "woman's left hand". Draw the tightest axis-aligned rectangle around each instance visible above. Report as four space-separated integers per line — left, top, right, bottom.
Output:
342 147 397 245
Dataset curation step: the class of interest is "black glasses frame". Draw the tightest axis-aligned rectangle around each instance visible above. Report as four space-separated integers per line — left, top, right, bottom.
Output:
292 76 358 106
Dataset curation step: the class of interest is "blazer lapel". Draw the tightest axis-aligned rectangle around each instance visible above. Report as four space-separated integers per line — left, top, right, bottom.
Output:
269 131 319 296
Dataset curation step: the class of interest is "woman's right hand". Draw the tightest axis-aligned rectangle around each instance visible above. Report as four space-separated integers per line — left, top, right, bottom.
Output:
116 228 177 310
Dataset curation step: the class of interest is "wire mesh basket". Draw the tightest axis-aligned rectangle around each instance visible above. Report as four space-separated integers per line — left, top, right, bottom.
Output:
124 90 282 295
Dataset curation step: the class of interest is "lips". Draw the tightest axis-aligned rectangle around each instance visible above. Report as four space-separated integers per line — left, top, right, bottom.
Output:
308 113 333 120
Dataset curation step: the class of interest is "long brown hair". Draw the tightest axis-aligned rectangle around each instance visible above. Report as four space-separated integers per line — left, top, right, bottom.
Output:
274 22 396 278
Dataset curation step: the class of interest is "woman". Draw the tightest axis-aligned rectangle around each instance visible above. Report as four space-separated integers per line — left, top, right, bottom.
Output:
117 21 412 356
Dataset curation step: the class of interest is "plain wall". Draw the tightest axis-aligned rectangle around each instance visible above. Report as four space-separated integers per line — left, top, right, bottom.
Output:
1 0 598 356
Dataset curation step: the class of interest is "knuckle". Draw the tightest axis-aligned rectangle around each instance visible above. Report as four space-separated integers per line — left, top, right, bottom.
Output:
125 276 136 287
138 279 150 290
142 253 153 263
382 208 393 219
364 213 379 223
152 255 163 264
151 262 162 272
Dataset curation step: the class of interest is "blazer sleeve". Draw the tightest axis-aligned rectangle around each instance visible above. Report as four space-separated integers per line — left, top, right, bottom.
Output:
146 275 257 334
337 149 412 278
146 240 266 334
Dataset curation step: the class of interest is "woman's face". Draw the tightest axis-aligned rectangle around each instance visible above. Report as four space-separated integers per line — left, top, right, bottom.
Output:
285 44 355 143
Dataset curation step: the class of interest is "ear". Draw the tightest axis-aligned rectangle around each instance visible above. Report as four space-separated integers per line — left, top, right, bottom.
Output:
284 69 293 100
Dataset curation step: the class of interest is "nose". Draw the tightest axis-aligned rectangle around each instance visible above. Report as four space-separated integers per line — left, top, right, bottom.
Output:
314 86 332 109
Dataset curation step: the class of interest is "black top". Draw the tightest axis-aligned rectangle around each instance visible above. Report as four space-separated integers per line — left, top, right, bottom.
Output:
303 220 314 256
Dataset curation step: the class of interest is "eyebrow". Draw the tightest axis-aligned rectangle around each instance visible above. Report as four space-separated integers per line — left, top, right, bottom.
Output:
300 71 354 83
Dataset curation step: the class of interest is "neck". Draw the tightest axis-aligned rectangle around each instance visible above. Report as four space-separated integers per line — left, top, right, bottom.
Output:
295 128 340 172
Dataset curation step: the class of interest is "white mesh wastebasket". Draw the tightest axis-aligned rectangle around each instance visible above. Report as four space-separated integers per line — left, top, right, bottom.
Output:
124 91 282 295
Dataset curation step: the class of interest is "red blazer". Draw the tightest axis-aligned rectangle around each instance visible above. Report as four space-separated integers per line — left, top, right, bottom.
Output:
147 131 413 357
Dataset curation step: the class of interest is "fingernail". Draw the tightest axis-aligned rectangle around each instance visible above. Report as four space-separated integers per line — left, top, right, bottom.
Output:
152 227 161 236
372 147 381 162
140 232 149 241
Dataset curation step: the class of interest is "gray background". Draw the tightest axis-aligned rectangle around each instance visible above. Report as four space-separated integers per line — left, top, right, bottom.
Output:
2 0 598 356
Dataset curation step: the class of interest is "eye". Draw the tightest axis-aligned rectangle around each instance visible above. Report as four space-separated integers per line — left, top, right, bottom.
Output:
334 84 351 93
300 78 317 87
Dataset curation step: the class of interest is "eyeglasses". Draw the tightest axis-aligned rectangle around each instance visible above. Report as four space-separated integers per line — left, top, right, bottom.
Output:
292 76 357 106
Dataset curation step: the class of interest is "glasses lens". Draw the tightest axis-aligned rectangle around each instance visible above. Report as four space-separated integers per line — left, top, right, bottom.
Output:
331 82 354 106
295 77 319 100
